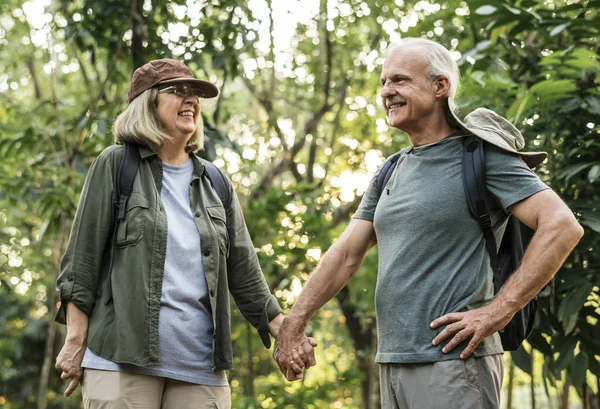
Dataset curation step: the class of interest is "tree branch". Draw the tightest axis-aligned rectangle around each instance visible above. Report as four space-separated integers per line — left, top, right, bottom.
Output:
130 0 145 70
213 66 227 125
331 194 362 228
25 58 42 100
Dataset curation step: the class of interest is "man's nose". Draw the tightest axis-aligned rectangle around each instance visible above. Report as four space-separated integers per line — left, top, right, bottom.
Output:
380 83 395 99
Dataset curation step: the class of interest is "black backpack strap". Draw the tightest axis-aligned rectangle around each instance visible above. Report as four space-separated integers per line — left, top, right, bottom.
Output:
462 136 499 272
105 143 140 305
377 147 413 195
116 143 141 220
200 158 231 208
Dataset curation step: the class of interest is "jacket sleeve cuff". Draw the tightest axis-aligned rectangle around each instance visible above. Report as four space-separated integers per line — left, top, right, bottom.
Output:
54 279 94 324
257 295 283 349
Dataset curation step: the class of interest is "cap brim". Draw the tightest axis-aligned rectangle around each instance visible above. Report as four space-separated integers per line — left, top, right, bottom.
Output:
157 78 219 98
449 108 547 169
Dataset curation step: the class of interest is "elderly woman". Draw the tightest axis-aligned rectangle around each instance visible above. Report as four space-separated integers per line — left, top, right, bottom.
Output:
54 59 287 408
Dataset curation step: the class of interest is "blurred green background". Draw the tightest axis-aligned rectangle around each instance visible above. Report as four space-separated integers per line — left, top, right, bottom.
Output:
0 0 599 408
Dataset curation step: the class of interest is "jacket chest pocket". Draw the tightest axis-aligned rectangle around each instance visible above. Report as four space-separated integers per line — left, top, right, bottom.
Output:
116 192 149 247
206 205 229 256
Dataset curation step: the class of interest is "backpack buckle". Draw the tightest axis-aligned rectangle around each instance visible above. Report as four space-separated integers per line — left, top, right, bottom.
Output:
478 214 492 230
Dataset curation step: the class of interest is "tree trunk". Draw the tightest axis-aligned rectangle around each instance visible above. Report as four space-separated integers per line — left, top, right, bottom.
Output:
507 357 515 409
245 322 255 397
583 383 590 409
38 216 69 409
596 377 600 409
530 349 536 409
335 286 374 409
561 378 571 409
37 291 58 409
358 356 375 409
130 0 145 70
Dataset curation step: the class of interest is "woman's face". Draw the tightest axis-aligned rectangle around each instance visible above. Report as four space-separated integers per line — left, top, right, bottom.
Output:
155 84 201 141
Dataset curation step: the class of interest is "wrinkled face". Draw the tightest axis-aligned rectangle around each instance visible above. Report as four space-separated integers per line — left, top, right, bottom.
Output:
155 83 201 140
380 48 438 132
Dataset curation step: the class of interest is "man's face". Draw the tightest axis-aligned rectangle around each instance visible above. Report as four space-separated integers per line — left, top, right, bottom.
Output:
380 48 438 132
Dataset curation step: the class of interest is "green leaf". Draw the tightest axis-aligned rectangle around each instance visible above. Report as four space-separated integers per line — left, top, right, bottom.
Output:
511 346 532 374
557 163 592 183
539 55 562 66
580 216 600 233
507 93 536 122
583 96 600 115
561 312 579 335
565 57 599 70
588 165 600 183
550 23 570 37
528 331 553 355
588 356 600 377
475 5 498 15
555 337 578 372
567 351 588 389
559 284 594 317
530 79 577 99
502 4 522 15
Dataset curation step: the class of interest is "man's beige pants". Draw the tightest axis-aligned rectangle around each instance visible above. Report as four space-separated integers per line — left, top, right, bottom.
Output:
379 354 504 409
82 369 231 409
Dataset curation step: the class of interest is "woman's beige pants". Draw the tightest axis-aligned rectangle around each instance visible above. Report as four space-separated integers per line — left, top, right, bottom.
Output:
82 369 231 409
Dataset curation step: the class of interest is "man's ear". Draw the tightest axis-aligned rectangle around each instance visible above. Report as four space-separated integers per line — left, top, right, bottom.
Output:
434 75 450 98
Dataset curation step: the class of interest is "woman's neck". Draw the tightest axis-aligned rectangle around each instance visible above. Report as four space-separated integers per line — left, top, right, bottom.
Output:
156 141 189 165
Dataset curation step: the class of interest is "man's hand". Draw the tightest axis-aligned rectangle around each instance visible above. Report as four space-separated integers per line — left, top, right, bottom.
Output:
430 304 512 359
273 318 317 381
55 337 86 397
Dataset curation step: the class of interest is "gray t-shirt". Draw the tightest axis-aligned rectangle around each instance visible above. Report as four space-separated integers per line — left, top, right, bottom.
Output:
82 160 227 385
354 136 548 364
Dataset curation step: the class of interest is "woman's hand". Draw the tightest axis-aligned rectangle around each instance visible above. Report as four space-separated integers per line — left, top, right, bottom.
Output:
55 303 89 397
55 337 87 397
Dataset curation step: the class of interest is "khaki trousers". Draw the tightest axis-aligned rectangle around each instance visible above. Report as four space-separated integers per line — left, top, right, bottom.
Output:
82 369 231 409
379 354 504 409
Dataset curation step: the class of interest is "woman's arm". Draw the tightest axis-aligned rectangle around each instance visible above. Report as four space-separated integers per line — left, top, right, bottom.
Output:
55 302 89 397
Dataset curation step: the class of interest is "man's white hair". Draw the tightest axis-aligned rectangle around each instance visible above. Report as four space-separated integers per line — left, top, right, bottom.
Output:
386 38 460 111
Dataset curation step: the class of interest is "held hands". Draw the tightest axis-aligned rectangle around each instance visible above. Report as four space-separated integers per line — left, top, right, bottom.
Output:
273 318 318 381
55 337 86 397
430 304 512 359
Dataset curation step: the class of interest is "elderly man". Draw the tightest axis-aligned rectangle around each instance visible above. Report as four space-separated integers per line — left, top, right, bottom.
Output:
274 38 583 408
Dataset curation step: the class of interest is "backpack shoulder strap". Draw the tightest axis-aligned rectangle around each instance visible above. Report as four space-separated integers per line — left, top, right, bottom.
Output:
117 143 141 220
200 158 232 208
377 146 412 195
462 135 499 272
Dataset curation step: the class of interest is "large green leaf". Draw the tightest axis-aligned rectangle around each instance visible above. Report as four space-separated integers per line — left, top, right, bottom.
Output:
511 346 532 374
580 211 600 234
549 23 570 37
554 337 578 372
530 79 577 100
474 5 499 15
567 351 588 389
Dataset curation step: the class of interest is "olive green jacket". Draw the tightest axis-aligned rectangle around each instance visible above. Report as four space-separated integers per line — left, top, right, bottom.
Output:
55 144 281 370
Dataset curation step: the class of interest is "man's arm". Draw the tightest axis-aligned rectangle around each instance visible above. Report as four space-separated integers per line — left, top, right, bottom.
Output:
55 302 88 397
431 189 584 358
274 219 377 380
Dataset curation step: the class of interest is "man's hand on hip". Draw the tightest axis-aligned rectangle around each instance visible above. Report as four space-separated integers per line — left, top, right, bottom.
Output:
430 304 512 359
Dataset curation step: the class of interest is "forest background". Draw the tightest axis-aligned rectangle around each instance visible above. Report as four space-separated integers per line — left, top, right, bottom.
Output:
0 0 599 408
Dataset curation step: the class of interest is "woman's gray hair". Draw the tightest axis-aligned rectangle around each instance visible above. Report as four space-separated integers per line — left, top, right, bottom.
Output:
113 88 204 153
387 38 460 112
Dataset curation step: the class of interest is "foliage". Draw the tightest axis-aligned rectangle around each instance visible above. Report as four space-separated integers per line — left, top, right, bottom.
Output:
0 0 598 408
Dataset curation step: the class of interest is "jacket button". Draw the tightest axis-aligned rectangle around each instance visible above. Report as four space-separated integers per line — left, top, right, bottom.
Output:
194 210 201 217
203 250 210 257
210 290 215 297
67 276 73 282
